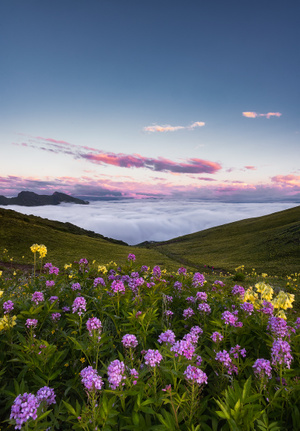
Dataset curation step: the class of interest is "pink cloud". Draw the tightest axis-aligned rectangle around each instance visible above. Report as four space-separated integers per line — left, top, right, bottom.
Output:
271 175 300 187
15 136 220 175
143 121 205 132
244 166 256 170
242 112 282 119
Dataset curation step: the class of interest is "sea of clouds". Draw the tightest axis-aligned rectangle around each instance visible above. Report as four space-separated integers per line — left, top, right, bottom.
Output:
1 199 298 245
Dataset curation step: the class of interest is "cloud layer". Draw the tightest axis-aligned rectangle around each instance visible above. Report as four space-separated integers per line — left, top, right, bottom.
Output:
1 200 297 245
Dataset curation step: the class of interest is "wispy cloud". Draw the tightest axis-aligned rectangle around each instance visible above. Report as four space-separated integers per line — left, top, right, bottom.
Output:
271 175 300 187
143 121 205 132
244 166 256 170
242 112 282 119
14 136 220 175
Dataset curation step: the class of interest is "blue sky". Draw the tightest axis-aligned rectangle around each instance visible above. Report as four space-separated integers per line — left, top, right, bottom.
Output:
1 0 299 201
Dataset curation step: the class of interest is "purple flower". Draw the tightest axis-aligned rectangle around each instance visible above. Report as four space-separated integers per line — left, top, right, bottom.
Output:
26 319 38 328
177 267 187 275
36 386 56 407
72 296 86 316
111 280 125 294
196 291 207 302
231 285 245 298
171 339 195 360
122 334 138 348
49 265 59 275
271 339 293 369
186 296 196 303
31 291 44 305
192 272 205 288
49 296 59 304
141 265 149 272
81 366 104 392
197 303 211 314
62 306 71 313
51 313 61 322
183 307 195 320
86 317 102 337
107 359 126 389
221 310 238 326
173 281 182 291
267 316 289 339
158 330 176 345
144 349 163 367
93 277 106 287
46 280 55 288
184 365 208 385
240 302 254 315
295 317 300 330
152 265 161 278
71 282 81 291
253 358 272 380
211 331 223 343
3 300 14 314
10 392 39 429
79 258 88 266
127 253 136 262
259 301 274 316
214 280 225 287
230 344 247 359
215 350 238 375
164 310 174 318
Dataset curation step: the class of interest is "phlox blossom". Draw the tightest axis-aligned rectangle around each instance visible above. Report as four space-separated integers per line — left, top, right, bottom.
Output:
184 365 208 385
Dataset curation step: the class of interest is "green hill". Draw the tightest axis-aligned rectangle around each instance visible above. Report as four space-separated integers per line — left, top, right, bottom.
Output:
0 205 299 276
142 205 300 275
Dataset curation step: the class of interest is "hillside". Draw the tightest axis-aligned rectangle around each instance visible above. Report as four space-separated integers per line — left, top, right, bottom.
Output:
0 191 89 206
0 205 299 275
0 208 177 271
142 205 300 275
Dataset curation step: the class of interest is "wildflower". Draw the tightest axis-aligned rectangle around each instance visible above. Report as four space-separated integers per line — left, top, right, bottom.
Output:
171 339 195 360
86 317 102 338
81 366 104 392
177 267 187 275
183 307 195 320
253 358 272 380
30 244 40 253
31 291 44 305
186 296 196 303
141 265 149 272
0 314 17 331
25 319 38 328
79 258 88 266
294 317 300 330
192 272 205 287
62 306 71 313
173 281 182 291
255 282 274 302
272 291 295 310
49 266 59 275
230 344 247 359
211 331 223 343
231 285 245 298
49 296 59 304
107 359 126 389
3 300 14 314
36 386 56 407
51 313 61 322
198 303 211 314
215 350 237 375
10 392 39 429
214 280 225 287
144 349 163 367
122 334 138 348
271 339 293 369
158 330 176 345
72 296 86 316
240 302 254 315
152 265 161 278
221 310 238 326
93 277 106 287
184 365 208 385
164 310 174 318
196 291 207 302
259 300 274 316
127 253 136 262
111 280 125 294
46 280 55 288
71 282 81 291
38 245 47 259
267 316 291 339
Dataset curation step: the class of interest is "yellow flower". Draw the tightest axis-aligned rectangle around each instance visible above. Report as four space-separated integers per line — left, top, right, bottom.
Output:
80 357 85 363
30 243 40 253
272 291 294 310
38 245 47 258
276 309 287 320
0 315 17 331
261 273 268 278
98 265 108 274
64 263 72 270
0 271 2 277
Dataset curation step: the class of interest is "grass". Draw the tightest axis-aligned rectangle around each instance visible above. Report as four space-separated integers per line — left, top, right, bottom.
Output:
0 205 299 276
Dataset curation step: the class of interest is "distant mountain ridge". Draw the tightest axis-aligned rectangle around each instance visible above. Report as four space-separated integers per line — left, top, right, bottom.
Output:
0 191 89 206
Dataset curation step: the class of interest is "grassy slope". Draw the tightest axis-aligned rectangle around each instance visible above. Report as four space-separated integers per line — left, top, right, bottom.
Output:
0 208 178 270
143 205 300 275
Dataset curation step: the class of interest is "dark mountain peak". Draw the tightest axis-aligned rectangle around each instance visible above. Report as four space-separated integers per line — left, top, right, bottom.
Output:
0 191 89 206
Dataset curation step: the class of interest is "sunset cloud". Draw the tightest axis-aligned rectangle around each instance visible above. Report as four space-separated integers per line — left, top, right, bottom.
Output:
242 112 282 119
271 175 300 187
244 166 256 170
143 121 205 132
15 136 220 175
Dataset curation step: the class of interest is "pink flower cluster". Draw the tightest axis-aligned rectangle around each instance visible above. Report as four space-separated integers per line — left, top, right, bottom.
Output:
107 359 126 389
72 296 86 316
86 317 102 338
184 365 208 385
31 291 44 305
144 349 163 367
80 366 104 392
122 334 138 348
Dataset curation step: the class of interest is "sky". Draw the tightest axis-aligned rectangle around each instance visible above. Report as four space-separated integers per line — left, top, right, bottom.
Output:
1 0 300 202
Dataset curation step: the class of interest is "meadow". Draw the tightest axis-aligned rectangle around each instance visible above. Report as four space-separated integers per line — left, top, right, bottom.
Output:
0 244 299 430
